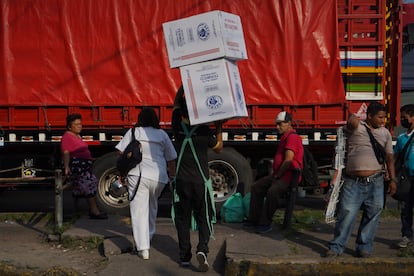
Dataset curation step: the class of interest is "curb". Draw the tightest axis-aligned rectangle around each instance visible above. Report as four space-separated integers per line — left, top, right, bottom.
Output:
60 214 414 275
225 258 414 275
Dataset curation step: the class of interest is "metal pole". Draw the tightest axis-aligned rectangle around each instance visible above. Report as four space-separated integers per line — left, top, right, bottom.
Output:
55 169 63 229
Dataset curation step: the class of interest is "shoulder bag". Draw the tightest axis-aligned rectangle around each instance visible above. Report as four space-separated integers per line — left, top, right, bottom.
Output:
392 133 414 201
364 124 388 205
116 128 142 201
364 124 385 165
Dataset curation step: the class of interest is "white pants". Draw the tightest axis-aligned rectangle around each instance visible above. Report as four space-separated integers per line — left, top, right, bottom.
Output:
127 175 165 251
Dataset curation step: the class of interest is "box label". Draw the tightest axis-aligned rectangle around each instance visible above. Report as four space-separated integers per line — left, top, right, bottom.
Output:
163 10 248 68
180 59 248 125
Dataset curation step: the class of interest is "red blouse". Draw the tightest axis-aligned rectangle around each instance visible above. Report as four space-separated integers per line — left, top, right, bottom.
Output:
61 131 92 160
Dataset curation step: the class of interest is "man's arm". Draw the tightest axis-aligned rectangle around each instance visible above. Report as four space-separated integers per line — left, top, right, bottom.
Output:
167 160 176 181
274 149 294 179
386 152 397 196
212 120 223 153
347 114 360 131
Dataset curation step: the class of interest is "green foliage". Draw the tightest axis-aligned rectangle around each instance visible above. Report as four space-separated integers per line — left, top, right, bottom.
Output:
398 244 414 258
273 209 325 232
60 235 103 250
0 212 54 226
381 207 400 218
273 206 400 231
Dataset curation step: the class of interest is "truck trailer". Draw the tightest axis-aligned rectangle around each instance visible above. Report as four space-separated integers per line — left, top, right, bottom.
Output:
0 0 404 214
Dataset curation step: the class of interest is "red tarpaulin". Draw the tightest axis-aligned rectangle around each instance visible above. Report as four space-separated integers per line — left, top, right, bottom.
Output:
0 0 344 106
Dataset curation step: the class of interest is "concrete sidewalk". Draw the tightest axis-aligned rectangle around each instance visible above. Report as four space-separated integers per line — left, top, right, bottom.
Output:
63 211 414 275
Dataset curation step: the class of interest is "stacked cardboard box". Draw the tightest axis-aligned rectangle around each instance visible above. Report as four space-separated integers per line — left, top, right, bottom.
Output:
163 10 249 125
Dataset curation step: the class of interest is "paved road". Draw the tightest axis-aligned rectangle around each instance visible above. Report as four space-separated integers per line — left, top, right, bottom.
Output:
0 186 407 275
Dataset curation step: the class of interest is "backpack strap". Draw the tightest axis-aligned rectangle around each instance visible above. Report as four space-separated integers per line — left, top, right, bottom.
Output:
128 127 141 202
397 132 414 164
181 122 209 182
182 123 217 233
171 122 199 204
131 126 136 141
173 122 200 178
363 124 385 165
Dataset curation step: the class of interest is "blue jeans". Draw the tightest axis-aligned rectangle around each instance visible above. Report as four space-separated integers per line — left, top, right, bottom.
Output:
328 173 384 254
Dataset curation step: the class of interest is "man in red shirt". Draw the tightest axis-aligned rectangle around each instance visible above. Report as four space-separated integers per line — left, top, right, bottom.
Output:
245 111 304 233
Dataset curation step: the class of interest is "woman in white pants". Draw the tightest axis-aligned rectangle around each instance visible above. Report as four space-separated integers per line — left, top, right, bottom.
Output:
116 108 177 260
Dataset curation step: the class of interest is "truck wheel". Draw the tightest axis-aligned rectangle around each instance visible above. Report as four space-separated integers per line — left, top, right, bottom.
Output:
208 147 253 212
93 152 130 215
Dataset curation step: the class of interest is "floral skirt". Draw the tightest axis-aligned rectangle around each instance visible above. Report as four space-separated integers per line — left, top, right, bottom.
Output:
69 157 98 198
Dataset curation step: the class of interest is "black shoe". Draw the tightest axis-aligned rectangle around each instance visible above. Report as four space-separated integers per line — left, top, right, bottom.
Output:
254 224 273 234
355 250 370 258
89 212 108 219
242 221 257 230
180 261 190 268
322 250 339 258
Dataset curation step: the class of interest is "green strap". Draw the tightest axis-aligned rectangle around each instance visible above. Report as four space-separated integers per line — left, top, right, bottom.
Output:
173 123 200 179
171 121 216 238
401 134 414 163
171 123 199 203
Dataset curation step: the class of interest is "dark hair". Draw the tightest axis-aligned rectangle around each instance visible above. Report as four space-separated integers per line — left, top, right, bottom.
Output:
136 108 160 129
401 104 414 116
66 113 82 128
175 85 189 119
367 102 386 116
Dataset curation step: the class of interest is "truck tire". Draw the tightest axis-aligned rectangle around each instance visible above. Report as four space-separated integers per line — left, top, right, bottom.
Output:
93 152 130 215
93 147 253 216
208 147 253 213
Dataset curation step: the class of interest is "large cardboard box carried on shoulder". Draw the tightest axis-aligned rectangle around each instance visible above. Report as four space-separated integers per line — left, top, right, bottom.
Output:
180 59 248 125
163 10 247 68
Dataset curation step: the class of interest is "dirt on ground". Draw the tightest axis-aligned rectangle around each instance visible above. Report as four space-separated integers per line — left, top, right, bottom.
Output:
0 196 408 275
0 214 108 276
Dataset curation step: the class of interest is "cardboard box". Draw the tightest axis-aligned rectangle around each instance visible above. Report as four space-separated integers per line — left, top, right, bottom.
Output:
163 10 248 68
180 59 248 125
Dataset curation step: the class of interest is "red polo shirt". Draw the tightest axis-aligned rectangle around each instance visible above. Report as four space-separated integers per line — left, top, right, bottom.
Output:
273 130 304 184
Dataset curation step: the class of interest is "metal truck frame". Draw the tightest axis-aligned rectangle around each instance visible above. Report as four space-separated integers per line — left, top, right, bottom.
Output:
0 0 403 214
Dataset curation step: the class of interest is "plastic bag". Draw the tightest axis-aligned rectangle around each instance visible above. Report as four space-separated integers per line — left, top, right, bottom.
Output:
221 192 245 223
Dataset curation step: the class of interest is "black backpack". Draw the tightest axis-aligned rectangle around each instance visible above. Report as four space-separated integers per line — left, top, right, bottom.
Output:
300 147 319 187
285 132 319 188
117 128 142 177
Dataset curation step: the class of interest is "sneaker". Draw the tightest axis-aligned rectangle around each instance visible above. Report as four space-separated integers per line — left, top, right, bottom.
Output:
322 250 339 258
398 236 413 248
196 252 209 272
242 221 257 230
138 249 149 260
180 261 190 268
254 224 273 234
355 250 370 258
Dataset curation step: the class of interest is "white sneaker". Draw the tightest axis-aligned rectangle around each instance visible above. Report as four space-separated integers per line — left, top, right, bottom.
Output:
398 236 413 248
196 252 209 272
138 249 149 260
